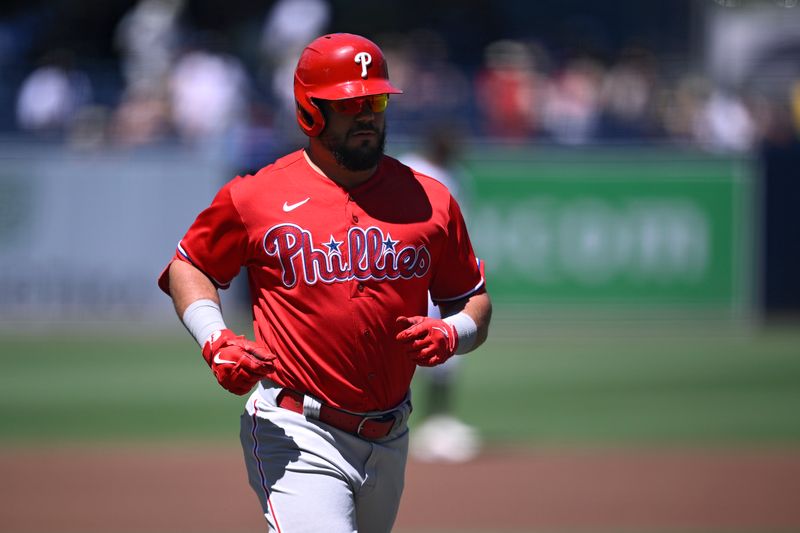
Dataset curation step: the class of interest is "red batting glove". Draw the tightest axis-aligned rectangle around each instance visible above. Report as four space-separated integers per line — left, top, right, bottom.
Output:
395 316 459 367
201 329 276 395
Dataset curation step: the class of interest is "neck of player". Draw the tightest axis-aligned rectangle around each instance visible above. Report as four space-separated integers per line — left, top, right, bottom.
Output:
305 142 377 190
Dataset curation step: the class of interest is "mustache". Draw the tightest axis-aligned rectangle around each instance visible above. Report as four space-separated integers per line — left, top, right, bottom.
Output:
348 124 380 135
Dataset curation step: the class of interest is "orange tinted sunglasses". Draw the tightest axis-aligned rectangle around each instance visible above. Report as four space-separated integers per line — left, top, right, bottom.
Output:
328 94 390 115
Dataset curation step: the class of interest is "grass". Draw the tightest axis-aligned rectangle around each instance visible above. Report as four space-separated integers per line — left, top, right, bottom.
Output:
447 317 800 445
1 310 799 447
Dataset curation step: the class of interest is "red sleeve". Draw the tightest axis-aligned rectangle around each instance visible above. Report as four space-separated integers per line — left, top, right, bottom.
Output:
429 195 485 303
157 180 249 295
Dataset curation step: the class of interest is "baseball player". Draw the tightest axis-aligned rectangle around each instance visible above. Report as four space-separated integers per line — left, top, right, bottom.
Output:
158 33 491 533
399 130 484 463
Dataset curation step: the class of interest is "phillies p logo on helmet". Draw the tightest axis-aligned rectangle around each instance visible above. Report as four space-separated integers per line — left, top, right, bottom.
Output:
354 52 372 79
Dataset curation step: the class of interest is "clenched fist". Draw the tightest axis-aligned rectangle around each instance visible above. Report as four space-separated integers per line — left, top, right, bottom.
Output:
201 329 276 395
395 316 458 367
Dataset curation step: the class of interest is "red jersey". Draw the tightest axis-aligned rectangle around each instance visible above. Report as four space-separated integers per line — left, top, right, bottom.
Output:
159 149 484 412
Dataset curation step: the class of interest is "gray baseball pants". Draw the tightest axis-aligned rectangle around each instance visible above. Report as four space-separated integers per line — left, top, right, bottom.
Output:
240 381 411 533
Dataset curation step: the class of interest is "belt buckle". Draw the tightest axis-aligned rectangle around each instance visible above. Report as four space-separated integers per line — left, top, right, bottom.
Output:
356 411 398 439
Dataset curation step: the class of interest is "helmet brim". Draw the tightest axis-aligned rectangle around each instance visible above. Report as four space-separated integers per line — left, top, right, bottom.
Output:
309 79 403 101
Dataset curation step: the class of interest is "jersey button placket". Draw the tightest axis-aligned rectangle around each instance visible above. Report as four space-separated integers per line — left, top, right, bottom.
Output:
347 195 366 299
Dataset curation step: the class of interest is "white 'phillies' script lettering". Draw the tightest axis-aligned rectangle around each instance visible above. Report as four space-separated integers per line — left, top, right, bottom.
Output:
263 224 431 288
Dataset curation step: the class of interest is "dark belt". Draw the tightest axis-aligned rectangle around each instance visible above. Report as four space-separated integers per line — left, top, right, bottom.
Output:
276 389 400 440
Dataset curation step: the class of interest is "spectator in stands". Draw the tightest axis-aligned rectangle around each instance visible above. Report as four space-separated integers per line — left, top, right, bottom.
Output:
660 74 711 144
474 39 540 139
541 57 604 145
15 49 92 136
110 84 172 146
168 36 250 145
596 46 661 140
698 88 756 152
114 0 184 93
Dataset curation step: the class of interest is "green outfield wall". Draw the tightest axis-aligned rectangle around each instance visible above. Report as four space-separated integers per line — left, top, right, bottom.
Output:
0 142 757 323
459 146 756 312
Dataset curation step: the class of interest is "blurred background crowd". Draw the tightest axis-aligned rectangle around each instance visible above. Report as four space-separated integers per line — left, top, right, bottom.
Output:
1 0 799 159
1 0 799 316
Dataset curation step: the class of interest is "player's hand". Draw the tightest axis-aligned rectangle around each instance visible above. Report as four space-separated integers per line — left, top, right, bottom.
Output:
201 329 276 395
395 316 458 367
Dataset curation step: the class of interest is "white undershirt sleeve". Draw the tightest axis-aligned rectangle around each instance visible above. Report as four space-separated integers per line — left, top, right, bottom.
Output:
181 299 227 346
443 311 478 354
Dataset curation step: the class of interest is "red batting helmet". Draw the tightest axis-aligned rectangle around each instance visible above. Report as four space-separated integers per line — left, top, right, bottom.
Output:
294 33 403 137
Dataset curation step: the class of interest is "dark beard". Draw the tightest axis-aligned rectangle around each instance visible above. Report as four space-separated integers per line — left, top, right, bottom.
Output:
325 127 386 171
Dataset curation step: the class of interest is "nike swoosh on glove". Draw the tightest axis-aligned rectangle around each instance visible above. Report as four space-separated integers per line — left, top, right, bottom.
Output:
201 329 276 395
395 316 458 367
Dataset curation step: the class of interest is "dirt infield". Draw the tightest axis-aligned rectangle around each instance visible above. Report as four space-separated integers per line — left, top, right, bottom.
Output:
2 444 800 532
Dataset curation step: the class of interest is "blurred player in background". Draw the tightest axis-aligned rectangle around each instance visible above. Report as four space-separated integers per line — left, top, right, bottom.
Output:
399 126 484 463
159 33 491 532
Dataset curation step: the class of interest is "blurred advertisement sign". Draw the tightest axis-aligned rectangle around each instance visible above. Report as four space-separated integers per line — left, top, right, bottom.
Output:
0 142 226 323
464 147 755 312
0 143 755 323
